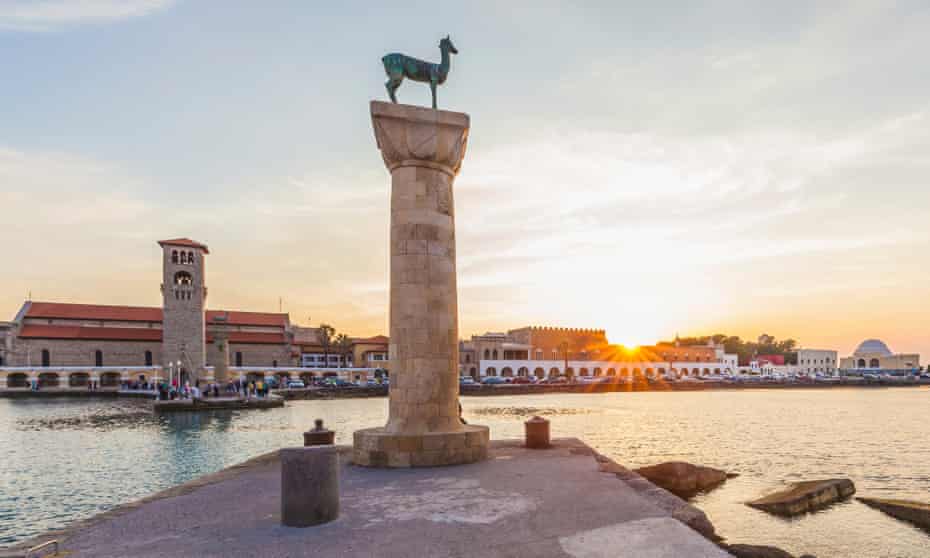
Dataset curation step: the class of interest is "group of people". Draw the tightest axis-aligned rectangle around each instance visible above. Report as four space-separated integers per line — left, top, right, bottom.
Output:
154 377 271 401
156 379 221 401
121 379 152 391
232 378 270 399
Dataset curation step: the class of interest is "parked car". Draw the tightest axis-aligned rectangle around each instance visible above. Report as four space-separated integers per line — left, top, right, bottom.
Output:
511 376 532 384
287 380 306 389
459 376 476 385
481 377 507 385
324 378 355 388
540 376 569 385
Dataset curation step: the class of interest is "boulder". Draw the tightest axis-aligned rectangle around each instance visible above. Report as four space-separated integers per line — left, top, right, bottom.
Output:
857 497 930 529
747 479 855 517
634 461 731 499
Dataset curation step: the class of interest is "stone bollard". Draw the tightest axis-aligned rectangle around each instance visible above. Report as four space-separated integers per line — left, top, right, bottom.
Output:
304 419 336 446
525 416 551 449
280 446 340 527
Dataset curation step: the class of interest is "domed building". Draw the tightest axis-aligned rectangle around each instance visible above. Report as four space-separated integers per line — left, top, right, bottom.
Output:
840 339 921 373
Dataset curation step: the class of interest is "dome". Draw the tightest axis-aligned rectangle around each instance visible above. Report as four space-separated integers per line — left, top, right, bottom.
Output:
854 339 893 356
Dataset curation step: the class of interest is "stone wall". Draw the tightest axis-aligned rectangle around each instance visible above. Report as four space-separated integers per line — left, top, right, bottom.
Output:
7 338 161 367
221 343 292 368
2 337 292 369
508 327 608 361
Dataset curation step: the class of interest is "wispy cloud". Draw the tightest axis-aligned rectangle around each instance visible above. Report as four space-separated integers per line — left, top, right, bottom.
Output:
0 0 174 31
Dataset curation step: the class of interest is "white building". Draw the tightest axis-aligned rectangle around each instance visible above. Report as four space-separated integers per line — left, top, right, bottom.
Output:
796 348 839 376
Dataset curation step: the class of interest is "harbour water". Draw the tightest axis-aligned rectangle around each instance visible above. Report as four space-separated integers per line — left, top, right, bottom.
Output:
2 388 929 556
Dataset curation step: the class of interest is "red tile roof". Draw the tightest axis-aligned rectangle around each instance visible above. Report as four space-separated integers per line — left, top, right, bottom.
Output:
25 302 162 323
207 332 287 345
353 335 389 345
19 325 287 345
23 302 289 328
207 310 288 327
157 238 210 253
19 325 162 342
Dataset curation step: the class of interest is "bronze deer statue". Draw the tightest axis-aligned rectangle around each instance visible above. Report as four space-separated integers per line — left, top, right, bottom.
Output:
382 35 458 109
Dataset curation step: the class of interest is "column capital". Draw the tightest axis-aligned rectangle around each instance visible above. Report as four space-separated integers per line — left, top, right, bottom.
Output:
370 101 469 177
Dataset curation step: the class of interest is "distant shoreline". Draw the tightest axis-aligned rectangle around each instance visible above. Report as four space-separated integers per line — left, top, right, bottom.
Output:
2 380 925 401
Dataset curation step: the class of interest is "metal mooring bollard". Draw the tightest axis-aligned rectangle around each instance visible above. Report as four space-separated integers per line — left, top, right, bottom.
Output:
304 418 336 446
280 446 340 527
525 416 551 449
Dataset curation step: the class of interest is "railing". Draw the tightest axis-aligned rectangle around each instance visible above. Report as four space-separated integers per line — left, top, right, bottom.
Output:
25 539 58 558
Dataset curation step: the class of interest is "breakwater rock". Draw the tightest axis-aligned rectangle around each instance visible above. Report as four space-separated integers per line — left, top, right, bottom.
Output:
634 461 733 499
748 479 855 516
857 497 930 529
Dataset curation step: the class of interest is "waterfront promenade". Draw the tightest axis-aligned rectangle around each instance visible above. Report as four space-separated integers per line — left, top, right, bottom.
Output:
3 376 927 402
8 439 729 558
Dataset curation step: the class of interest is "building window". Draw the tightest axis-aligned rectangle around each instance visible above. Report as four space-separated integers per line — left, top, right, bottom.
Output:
273 360 278 368
95 350 103 367
145 350 153 366
869 358 880 368
174 271 193 286
492 349 498 360
171 250 179 264
41 349 50 367
235 352 243 367
465 354 471 363
483 349 490 360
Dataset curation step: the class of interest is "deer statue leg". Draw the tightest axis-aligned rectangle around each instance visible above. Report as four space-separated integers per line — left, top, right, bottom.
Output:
385 78 400 104
430 80 437 109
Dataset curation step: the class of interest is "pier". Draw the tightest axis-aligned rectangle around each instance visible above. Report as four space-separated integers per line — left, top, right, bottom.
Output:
8 439 729 558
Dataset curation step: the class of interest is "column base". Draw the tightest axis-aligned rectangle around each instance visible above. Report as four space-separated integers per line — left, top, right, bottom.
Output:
353 425 489 468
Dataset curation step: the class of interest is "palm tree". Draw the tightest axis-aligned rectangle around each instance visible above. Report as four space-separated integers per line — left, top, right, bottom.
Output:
334 333 354 368
318 324 335 368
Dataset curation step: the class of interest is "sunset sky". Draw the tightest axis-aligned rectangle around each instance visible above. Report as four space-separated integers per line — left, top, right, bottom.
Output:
1 1 928 358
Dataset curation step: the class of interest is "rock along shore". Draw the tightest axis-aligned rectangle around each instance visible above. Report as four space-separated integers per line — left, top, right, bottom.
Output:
857 497 930 530
748 479 856 517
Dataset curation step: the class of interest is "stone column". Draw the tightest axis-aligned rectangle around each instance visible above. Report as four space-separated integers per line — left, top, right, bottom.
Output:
213 331 230 384
353 101 488 468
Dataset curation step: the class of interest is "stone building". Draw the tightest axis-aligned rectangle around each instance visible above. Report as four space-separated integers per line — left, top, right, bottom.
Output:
160 238 208 376
0 238 387 388
458 326 738 380
796 348 839 376
839 339 920 373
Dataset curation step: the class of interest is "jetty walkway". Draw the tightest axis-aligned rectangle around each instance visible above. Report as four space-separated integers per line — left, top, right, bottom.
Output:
8 439 730 558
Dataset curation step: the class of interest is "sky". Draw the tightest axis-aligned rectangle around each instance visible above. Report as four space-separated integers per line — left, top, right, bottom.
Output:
1 0 928 358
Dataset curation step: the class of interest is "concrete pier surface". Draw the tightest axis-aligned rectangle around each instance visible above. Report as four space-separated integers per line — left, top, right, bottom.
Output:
8 438 731 558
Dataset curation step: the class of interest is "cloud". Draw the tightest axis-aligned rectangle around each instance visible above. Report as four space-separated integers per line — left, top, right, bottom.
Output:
0 0 174 31
0 147 150 227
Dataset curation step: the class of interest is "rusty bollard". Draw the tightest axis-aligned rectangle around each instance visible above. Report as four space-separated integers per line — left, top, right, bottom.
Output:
303 418 335 446
525 416 550 449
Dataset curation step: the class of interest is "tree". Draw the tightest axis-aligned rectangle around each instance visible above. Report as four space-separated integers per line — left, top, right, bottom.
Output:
334 333 354 368
318 324 335 368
